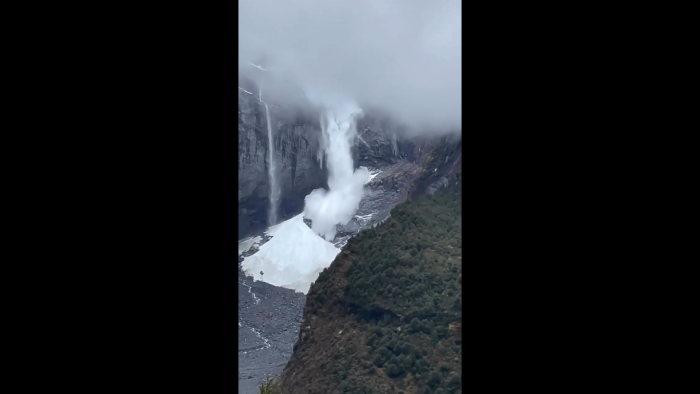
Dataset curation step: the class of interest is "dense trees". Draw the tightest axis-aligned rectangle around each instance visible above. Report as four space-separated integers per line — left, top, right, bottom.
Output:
333 170 463 392
298 152 462 393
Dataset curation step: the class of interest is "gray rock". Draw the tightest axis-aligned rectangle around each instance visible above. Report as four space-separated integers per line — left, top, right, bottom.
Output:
427 176 449 195
238 77 327 239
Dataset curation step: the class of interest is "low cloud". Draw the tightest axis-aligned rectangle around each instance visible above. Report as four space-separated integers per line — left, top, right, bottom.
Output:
239 0 462 135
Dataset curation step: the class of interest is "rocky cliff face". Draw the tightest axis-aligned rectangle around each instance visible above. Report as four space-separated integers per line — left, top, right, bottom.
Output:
238 75 436 240
353 115 417 168
238 77 328 239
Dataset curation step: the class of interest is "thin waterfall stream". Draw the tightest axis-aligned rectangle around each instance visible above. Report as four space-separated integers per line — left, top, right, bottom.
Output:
258 85 279 226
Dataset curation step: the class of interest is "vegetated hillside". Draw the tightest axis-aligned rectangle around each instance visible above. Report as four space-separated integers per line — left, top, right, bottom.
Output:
278 152 462 394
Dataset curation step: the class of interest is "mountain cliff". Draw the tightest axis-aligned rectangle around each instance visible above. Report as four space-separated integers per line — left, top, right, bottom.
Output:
238 76 328 239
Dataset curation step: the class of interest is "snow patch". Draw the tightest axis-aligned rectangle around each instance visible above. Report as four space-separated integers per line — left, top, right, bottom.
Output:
238 236 261 256
238 87 254 95
249 63 268 71
355 213 373 222
366 168 382 184
263 218 287 237
241 214 340 294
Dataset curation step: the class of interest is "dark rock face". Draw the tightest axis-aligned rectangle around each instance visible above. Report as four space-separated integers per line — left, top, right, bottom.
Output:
238 81 327 239
354 114 418 168
409 137 462 199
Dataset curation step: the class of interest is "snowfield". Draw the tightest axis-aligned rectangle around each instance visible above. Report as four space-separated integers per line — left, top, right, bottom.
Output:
240 214 340 294
238 236 262 255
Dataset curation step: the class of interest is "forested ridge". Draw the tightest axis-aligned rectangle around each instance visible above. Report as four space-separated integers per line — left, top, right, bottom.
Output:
276 143 462 394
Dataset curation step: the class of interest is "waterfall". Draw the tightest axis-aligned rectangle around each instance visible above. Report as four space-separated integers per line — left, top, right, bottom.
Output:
303 102 369 241
265 102 279 226
258 82 279 227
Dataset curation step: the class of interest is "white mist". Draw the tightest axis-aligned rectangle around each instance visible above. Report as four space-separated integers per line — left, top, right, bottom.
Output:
304 97 369 241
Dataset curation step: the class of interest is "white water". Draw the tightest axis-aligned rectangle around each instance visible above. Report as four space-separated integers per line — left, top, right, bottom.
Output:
264 102 279 226
358 134 370 148
257 80 280 227
303 99 369 241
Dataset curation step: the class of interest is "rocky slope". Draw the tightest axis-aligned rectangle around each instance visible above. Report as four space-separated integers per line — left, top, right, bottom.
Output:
238 267 305 394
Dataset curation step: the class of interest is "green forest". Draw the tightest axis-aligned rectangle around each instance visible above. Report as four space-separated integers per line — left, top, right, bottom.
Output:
295 167 462 394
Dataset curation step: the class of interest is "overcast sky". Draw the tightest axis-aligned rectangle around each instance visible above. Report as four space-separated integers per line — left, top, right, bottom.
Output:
239 0 461 134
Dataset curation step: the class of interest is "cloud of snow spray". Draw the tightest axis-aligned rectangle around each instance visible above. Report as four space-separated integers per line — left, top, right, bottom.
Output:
303 93 369 241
